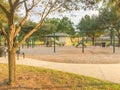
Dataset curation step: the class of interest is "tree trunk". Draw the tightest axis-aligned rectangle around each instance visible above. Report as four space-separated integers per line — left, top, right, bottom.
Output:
8 49 16 85
91 37 95 46
0 35 1 45
118 36 120 47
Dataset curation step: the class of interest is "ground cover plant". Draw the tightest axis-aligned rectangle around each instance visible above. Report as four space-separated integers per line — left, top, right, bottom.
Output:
0 63 120 90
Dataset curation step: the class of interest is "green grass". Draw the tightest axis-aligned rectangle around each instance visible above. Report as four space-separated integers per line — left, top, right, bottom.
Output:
0 63 120 90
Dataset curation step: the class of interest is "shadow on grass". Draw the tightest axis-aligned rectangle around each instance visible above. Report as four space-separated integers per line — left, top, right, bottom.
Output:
0 79 8 85
0 81 118 90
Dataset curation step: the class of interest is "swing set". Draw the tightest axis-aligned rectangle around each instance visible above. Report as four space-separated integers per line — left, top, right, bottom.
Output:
76 29 116 53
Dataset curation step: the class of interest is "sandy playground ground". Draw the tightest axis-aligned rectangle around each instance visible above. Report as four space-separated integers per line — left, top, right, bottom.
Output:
21 46 120 64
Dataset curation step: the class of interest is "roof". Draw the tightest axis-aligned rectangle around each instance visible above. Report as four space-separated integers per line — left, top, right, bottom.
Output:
45 33 68 37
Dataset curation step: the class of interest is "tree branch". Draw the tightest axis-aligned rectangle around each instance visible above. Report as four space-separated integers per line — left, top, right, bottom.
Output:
0 23 7 36
27 0 35 11
16 8 51 48
0 4 10 17
15 20 44 48
14 0 38 37
8 0 13 8
41 0 58 19
14 0 28 9
24 0 37 12
14 12 28 37
41 0 50 19
50 4 62 12
13 0 20 9
15 0 60 48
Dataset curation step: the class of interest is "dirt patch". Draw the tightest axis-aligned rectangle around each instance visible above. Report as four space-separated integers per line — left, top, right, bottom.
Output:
21 46 120 64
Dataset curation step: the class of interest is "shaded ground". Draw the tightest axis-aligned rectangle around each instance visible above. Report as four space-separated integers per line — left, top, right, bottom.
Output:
21 46 120 64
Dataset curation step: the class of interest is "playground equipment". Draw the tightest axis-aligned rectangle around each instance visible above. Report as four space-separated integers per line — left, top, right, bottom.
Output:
75 30 85 53
46 38 64 47
77 29 116 53
75 41 87 48
50 37 65 46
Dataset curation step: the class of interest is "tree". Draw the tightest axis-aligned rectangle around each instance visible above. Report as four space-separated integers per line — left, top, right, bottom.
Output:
42 18 60 34
115 18 120 46
21 20 37 37
0 0 98 85
58 17 75 36
105 0 120 15
77 15 104 46
98 7 120 46
31 18 60 42
106 1 120 46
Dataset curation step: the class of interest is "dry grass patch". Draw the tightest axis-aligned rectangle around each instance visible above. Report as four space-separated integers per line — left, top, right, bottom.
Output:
0 63 120 90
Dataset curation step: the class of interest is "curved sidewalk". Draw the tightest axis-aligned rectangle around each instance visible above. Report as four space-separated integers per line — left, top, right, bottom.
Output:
0 57 120 84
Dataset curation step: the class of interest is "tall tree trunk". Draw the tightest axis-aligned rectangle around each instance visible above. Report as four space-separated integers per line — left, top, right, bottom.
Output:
110 30 113 46
0 34 2 45
118 35 120 47
8 49 16 85
91 37 95 46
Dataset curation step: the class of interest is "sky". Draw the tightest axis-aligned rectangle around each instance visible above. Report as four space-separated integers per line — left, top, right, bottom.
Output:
31 9 99 25
51 10 99 25
18 0 102 26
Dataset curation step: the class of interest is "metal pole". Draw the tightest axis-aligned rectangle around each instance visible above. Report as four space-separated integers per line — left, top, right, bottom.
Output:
113 30 115 53
32 38 34 48
82 30 84 53
0 32 1 45
54 32 56 53
110 30 113 46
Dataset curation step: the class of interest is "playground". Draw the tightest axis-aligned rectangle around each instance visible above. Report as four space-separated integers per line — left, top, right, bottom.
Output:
21 46 120 64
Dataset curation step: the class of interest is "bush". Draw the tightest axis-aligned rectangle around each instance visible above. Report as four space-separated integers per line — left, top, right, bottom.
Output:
0 46 4 57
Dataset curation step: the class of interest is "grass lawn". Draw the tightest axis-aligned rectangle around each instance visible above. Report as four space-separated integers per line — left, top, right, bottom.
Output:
0 63 120 90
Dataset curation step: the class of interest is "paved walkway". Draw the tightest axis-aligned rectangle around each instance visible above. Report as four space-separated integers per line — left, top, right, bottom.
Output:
0 57 120 84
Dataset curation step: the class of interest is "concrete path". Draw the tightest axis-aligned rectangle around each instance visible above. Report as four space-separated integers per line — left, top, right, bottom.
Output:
0 57 120 84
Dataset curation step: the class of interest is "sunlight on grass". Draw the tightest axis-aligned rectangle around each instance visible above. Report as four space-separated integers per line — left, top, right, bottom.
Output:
0 63 120 90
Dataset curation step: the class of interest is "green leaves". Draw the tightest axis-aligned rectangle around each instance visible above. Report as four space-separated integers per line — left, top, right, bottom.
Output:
58 17 75 36
77 14 104 41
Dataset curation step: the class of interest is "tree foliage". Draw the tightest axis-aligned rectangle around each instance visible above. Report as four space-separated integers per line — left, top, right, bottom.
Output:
77 14 104 45
0 0 98 85
58 17 75 36
23 17 75 41
99 7 117 28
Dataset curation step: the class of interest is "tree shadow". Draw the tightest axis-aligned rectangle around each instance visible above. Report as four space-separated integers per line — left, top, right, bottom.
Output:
0 80 118 90
0 79 9 90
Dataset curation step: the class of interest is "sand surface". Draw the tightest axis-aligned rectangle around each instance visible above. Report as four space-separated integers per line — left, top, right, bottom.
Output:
21 46 120 64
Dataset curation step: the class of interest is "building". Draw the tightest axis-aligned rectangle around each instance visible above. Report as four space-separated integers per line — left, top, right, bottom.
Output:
45 33 72 46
